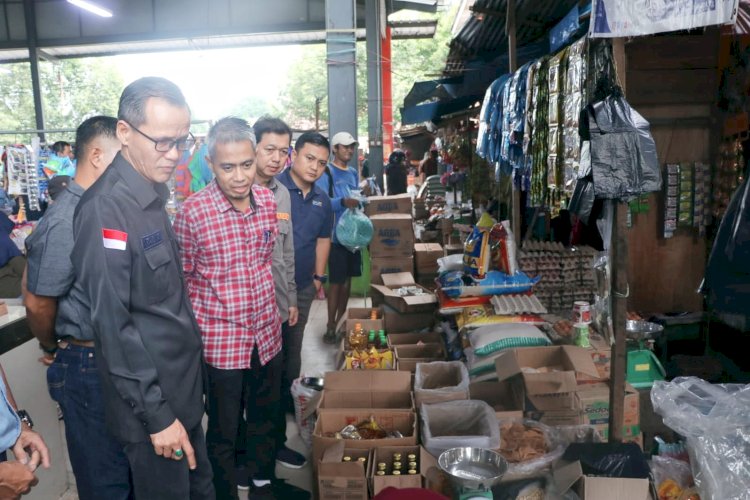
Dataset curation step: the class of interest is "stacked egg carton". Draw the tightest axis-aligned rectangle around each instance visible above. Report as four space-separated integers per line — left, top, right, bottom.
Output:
517 241 597 315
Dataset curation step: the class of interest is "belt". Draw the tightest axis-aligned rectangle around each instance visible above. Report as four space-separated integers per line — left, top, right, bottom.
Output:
58 338 95 348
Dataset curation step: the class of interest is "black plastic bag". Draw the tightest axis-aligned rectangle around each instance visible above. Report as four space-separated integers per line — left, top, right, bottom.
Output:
561 443 651 479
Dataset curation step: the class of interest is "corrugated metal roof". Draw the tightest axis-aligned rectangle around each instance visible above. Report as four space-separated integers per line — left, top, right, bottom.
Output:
0 24 437 63
445 0 581 75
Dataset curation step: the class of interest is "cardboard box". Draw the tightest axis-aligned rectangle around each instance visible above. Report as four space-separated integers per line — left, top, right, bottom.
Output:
395 344 446 373
371 273 437 314
383 304 434 333
414 243 443 275
494 346 602 411
469 381 524 419
525 383 640 437
319 371 414 410
365 194 413 217
313 409 417 469
318 442 370 500
368 445 436 497
387 331 442 347
553 460 650 500
369 214 415 257
370 256 414 285
414 361 470 407
337 307 384 336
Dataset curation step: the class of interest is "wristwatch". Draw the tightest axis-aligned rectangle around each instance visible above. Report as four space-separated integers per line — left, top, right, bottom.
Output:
17 409 33 429
313 274 328 284
39 341 57 356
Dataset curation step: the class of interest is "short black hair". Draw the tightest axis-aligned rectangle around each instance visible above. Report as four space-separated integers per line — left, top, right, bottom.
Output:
294 132 330 152
74 116 118 162
253 116 292 145
52 141 70 155
118 77 189 127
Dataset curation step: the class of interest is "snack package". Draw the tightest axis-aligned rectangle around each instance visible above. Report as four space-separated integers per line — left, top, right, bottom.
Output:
464 212 496 278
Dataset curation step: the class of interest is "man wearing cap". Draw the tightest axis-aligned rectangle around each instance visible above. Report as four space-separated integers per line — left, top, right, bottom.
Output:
315 131 360 343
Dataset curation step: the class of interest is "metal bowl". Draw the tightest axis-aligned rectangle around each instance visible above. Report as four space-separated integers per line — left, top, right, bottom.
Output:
626 320 664 341
438 447 508 492
301 377 324 391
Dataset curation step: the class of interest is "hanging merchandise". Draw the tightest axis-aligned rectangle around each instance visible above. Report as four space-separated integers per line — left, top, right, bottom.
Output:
713 137 745 221
528 58 550 207
677 162 695 228
664 164 680 238
694 162 710 236
562 38 587 194
499 62 531 177
547 48 568 210
476 75 510 164
6 145 41 211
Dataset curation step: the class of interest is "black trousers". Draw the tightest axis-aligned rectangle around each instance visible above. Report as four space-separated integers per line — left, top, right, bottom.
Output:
206 349 282 500
123 424 214 500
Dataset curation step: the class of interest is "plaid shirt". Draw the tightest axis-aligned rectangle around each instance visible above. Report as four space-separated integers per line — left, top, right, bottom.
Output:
174 180 281 369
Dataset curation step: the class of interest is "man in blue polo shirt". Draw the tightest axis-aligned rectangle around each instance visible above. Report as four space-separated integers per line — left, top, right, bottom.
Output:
276 130 332 375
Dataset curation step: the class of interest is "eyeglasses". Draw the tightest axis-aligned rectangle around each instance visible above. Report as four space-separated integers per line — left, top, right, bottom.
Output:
125 121 196 152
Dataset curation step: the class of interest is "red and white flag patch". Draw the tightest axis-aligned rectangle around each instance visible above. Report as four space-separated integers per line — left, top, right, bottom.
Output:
102 228 128 251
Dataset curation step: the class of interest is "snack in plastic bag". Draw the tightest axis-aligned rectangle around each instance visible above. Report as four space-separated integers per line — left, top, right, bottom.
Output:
488 220 519 275
464 212 496 278
336 207 374 253
290 377 321 448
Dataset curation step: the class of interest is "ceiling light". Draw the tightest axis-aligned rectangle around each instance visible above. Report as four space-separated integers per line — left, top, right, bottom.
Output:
67 0 113 18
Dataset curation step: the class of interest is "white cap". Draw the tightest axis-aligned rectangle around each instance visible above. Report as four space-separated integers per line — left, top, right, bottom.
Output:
330 132 358 148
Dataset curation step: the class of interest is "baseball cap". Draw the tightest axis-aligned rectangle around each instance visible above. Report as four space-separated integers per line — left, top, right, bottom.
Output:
331 132 358 148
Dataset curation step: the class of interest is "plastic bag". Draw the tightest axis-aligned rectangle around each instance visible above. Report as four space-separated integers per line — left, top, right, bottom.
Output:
562 442 651 478
335 207 373 253
650 455 694 498
414 361 470 394
420 400 500 458
500 419 566 481
290 377 322 448
651 377 750 500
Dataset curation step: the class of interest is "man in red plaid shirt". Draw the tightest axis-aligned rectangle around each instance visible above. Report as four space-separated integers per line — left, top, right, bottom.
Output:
173 117 282 499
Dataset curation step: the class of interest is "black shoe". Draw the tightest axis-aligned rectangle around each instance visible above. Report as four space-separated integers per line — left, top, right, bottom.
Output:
248 482 274 500
236 465 249 491
272 480 310 500
276 445 307 469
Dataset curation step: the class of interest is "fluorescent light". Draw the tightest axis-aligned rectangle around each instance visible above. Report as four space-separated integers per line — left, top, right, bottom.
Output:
67 0 113 18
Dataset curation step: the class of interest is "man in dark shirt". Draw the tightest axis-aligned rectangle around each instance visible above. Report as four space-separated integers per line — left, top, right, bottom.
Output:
23 116 130 499
277 133 333 355
385 150 408 195
71 77 214 499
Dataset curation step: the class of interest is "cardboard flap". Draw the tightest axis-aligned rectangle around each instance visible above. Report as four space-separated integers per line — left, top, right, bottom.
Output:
563 345 603 379
494 350 523 382
553 460 583 494
324 370 412 392
322 441 346 463
382 272 417 287
524 374 578 395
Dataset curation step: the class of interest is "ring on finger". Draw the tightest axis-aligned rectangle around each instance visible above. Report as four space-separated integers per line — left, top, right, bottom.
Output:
174 448 184 459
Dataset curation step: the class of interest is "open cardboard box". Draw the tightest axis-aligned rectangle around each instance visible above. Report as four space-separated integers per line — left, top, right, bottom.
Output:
371 255 414 285
414 243 443 275
387 331 443 347
553 460 650 500
319 371 414 410
336 307 384 337
414 361 470 407
368 445 437 497
365 193 413 217
383 304 435 333
371 272 437 314
369 214 415 257
318 442 371 500
469 381 524 419
395 343 446 373
312 409 417 469
494 346 602 411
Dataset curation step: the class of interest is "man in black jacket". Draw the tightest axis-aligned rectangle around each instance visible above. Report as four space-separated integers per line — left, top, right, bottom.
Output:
71 77 214 499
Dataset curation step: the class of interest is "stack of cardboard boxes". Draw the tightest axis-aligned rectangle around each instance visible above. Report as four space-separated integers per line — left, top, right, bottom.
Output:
314 370 435 499
493 345 642 446
366 194 415 285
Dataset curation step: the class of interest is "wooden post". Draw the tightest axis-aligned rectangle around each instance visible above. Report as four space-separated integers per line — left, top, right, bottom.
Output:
507 0 521 244
609 38 628 443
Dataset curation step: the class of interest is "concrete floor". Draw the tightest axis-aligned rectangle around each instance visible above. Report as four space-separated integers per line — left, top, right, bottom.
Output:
57 294 364 499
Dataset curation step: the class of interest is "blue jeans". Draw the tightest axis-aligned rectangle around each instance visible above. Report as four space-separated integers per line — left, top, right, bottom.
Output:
47 343 132 500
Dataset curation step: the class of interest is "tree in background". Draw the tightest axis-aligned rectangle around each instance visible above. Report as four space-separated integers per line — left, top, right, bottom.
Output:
0 58 122 142
276 5 455 134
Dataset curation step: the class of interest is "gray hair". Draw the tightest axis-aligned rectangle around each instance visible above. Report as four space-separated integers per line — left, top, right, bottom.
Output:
207 117 256 159
118 77 189 127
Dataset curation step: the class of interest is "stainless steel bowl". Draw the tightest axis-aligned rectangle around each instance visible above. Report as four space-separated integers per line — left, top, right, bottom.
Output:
301 377 324 391
625 320 664 341
438 447 508 492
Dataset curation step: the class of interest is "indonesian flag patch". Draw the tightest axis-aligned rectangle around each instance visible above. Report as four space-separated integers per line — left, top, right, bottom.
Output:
102 228 128 251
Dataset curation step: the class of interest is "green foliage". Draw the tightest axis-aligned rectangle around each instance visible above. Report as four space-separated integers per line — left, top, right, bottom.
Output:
276 5 456 134
0 58 123 142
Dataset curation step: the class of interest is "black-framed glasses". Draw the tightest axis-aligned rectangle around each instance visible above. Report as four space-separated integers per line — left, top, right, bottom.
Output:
125 121 196 152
